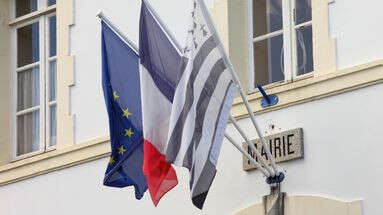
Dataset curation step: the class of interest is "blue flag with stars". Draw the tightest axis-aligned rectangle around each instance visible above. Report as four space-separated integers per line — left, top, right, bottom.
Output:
101 21 147 199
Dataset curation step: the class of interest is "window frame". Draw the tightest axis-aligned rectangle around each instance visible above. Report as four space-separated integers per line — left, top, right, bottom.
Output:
45 12 57 151
10 0 57 161
290 0 313 81
247 0 313 91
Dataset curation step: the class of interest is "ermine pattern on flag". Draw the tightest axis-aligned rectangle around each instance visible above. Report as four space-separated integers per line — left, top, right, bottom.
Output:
165 0 236 209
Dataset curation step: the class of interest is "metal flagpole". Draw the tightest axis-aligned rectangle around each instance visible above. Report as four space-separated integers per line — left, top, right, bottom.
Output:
97 4 281 179
196 0 279 175
229 116 275 176
96 11 139 55
141 0 183 53
225 133 270 177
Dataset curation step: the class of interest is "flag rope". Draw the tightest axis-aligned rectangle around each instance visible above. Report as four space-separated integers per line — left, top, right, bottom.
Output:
196 0 279 176
225 133 270 177
229 116 275 176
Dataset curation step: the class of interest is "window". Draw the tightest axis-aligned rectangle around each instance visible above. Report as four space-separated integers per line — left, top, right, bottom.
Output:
250 0 313 87
15 0 37 18
12 0 57 158
48 0 56 6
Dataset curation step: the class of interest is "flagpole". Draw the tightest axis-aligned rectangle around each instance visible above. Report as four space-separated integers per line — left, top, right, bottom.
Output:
225 133 270 177
96 11 139 55
141 0 183 53
196 0 279 175
229 116 275 176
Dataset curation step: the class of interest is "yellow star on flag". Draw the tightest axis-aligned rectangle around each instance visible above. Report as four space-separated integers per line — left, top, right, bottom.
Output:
113 91 119 101
109 156 115 165
118 145 126 155
124 128 134 137
123 107 132 118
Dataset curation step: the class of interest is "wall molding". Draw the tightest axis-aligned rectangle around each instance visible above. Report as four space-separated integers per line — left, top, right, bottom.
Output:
227 0 250 91
312 0 337 76
232 60 383 119
210 0 229 52
0 59 382 186
0 136 110 186
57 0 75 150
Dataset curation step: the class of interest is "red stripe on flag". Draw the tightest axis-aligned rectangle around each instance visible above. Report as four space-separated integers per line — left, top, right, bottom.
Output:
143 139 178 206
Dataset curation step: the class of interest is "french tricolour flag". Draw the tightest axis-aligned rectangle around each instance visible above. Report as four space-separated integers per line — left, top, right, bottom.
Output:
139 1 183 206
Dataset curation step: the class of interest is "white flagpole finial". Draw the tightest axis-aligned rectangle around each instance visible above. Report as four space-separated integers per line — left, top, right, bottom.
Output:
96 10 103 18
96 12 139 54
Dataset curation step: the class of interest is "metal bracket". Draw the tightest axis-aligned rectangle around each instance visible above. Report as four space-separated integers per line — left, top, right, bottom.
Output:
263 185 286 215
257 85 279 108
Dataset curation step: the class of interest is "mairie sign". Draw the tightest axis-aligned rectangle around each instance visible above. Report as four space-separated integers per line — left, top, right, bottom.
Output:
242 128 304 171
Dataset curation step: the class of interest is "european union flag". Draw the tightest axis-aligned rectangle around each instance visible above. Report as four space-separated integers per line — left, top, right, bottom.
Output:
101 21 147 199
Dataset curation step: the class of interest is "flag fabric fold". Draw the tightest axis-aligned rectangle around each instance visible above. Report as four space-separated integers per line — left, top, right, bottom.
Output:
165 0 237 209
101 0 236 208
139 1 182 206
101 21 147 199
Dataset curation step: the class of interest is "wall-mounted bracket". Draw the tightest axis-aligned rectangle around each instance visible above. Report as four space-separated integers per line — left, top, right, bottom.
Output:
263 185 286 215
257 85 279 108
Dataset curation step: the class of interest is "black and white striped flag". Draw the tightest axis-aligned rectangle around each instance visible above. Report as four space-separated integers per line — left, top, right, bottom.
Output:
165 0 237 209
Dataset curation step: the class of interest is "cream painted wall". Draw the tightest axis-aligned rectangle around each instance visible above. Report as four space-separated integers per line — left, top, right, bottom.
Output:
329 0 383 69
0 83 382 214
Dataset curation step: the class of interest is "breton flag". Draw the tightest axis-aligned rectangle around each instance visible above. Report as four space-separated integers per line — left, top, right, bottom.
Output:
165 0 237 209
101 21 148 199
139 1 183 206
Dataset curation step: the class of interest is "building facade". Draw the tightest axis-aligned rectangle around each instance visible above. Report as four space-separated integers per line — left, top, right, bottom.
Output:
0 0 382 214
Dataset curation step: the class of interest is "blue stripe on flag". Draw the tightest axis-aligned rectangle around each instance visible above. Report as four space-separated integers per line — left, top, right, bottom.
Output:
139 2 183 102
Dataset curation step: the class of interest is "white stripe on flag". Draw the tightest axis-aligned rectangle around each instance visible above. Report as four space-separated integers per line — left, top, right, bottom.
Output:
168 48 222 165
190 70 232 193
209 83 236 165
140 65 172 154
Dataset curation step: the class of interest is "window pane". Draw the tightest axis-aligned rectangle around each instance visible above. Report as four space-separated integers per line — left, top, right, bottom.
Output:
296 25 313 76
253 0 283 38
49 16 57 57
48 0 56 6
17 110 40 156
49 105 57 147
17 22 39 67
295 0 312 24
17 67 40 111
16 0 37 17
49 60 57 101
254 35 284 85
